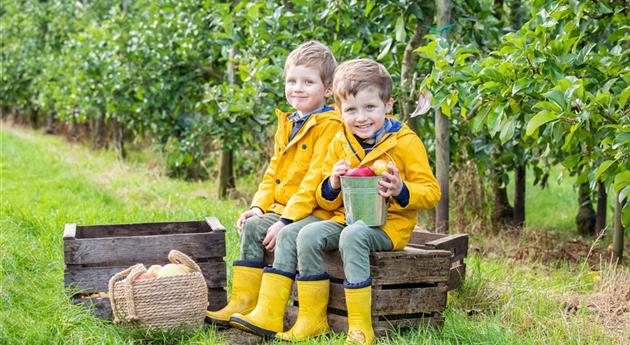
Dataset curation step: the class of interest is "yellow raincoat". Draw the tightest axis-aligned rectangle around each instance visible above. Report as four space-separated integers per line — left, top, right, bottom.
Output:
315 123 440 250
251 106 342 221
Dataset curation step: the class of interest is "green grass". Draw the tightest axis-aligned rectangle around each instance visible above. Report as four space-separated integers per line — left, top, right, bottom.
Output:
1 126 626 344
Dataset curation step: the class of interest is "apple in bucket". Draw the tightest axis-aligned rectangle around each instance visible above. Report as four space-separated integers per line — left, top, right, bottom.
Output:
370 159 389 176
346 166 375 177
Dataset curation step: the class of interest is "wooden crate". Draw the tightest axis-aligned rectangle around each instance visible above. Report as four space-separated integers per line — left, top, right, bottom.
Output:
264 231 468 336
64 217 228 319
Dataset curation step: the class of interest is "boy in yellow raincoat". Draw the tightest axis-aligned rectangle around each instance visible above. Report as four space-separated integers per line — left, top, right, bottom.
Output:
206 41 342 332
273 59 441 344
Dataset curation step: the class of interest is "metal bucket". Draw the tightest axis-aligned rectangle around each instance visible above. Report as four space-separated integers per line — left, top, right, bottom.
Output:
340 176 388 227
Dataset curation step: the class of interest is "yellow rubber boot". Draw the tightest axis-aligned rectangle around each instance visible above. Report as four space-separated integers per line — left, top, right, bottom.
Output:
344 285 375 345
230 268 294 337
276 277 330 341
205 262 264 327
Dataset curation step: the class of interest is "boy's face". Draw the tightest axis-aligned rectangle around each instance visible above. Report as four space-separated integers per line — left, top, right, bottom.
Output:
285 65 331 114
340 86 393 139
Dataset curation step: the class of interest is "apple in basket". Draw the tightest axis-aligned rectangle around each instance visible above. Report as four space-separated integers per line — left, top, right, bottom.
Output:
346 166 375 177
156 263 193 278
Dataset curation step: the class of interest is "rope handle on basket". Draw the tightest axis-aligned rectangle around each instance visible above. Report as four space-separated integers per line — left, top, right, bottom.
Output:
168 250 202 273
108 263 145 323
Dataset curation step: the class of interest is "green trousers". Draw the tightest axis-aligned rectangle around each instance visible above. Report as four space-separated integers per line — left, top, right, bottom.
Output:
297 220 393 283
239 213 321 273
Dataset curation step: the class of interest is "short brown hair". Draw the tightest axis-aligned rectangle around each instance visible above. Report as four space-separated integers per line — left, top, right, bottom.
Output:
332 59 393 104
284 41 337 88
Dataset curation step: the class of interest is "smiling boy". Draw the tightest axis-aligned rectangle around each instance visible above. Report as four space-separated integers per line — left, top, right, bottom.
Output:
276 59 441 344
205 41 342 330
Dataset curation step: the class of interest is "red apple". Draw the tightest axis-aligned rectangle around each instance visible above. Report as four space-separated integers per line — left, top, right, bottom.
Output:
134 272 156 282
370 159 389 176
346 166 375 177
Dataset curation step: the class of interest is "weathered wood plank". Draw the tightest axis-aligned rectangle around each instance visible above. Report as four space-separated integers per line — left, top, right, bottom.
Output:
205 217 226 232
425 233 469 263
292 281 448 315
76 221 204 238
370 249 451 285
408 231 446 246
448 263 466 291
65 260 227 292
64 224 77 240
208 288 228 311
268 247 451 285
64 232 225 265
319 282 446 315
284 305 443 336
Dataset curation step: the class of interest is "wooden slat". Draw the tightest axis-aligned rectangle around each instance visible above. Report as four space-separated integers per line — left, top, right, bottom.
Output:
319 282 446 315
208 288 228 311
205 217 226 232
63 224 77 240
270 247 451 285
76 221 204 238
64 232 225 265
65 260 227 292
425 233 469 263
284 305 443 336
370 248 451 285
448 263 466 291
408 231 446 246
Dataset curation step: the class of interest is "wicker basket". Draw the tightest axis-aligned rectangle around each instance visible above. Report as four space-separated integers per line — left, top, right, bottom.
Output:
108 250 208 329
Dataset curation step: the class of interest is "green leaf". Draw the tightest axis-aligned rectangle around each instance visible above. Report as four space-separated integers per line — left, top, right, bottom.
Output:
544 89 567 111
618 85 630 108
440 100 451 117
377 38 393 60
415 40 437 61
595 160 615 181
526 111 557 136
622 200 629 228
365 0 376 16
614 171 630 194
395 15 406 42
499 118 516 144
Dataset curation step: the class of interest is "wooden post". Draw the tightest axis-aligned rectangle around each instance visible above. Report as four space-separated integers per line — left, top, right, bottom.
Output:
435 0 451 233
612 192 624 263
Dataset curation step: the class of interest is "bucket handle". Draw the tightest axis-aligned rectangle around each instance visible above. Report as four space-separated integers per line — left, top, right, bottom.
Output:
363 147 397 170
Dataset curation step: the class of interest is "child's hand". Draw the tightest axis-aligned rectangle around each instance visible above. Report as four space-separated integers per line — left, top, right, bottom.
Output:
330 159 350 189
378 164 403 197
236 207 263 235
262 221 285 252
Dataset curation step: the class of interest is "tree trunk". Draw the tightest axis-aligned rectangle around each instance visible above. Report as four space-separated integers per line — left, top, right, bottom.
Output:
91 113 107 149
218 149 235 199
595 181 607 235
30 108 40 129
217 47 237 199
492 173 514 228
45 113 56 134
612 192 624 263
576 183 595 236
112 117 126 159
434 0 451 234
401 20 430 135
513 164 526 227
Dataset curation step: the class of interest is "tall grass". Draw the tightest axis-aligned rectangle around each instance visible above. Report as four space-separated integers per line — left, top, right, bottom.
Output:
1 126 625 344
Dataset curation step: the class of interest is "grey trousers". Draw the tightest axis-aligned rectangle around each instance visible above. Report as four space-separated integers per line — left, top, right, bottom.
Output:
239 213 322 274
296 220 393 283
